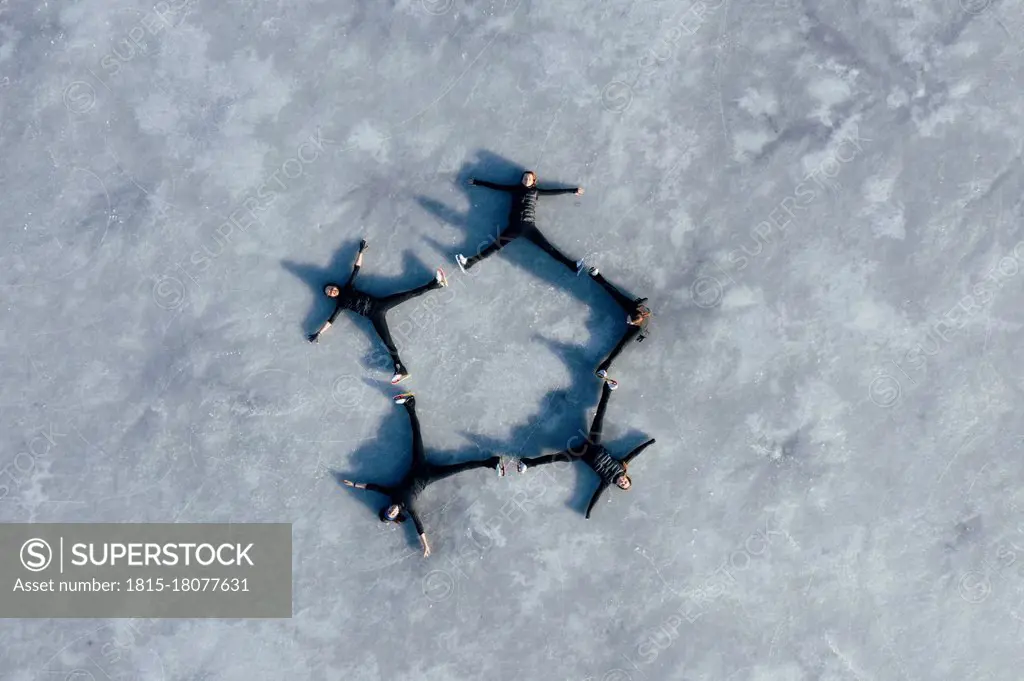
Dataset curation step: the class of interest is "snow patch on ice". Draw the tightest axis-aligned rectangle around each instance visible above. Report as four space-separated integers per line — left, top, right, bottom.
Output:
737 87 779 118
808 76 852 126
733 128 775 162
722 285 763 309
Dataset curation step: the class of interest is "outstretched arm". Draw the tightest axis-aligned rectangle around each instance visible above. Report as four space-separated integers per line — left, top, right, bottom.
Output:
622 438 656 466
341 479 392 496
307 240 368 343
538 186 584 196
309 304 343 341
408 509 430 557
585 482 609 519
345 239 369 287
468 178 518 192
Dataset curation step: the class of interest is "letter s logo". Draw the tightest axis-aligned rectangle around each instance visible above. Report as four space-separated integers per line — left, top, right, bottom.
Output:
21 538 52 572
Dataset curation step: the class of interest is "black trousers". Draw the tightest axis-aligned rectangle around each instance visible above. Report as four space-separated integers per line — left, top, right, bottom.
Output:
588 382 613 445
521 383 615 465
366 280 439 373
597 325 641 373
405 401 500 483
464 221 577 272
591 271 643 373
591 271 636 313
519 450 578 467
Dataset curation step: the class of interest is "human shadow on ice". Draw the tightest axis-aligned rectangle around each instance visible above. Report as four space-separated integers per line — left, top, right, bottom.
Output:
281 240 443 375
462 335 651 516
416 149 612 313
329 386 506 549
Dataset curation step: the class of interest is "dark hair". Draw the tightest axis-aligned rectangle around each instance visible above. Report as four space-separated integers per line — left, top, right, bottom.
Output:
379 506 407 523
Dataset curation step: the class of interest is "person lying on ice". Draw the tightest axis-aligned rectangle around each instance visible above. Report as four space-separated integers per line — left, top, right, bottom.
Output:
513 381 656 519
341 393 507 557
308 239 448 384
455 170 586 275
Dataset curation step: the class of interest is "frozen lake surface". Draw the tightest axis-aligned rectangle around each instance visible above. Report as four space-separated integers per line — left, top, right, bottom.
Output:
3 0 1024 679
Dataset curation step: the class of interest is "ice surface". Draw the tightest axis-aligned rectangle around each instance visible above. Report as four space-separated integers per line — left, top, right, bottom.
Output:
3 0 1024 679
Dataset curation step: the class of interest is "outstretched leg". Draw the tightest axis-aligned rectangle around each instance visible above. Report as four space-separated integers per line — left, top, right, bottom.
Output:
427 456 502 483
369 311 406 375
590 271 637 312
597 325 641 374
376 278 440 313
463 224 520 269
519 450 576 467
522 224 579 272
403 399 427 471
588 383 615 445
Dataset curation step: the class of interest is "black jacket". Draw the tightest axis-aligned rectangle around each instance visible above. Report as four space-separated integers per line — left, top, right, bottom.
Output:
582 438 656 519
329 286 375 320
363 471 433 535
327 261 375 321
